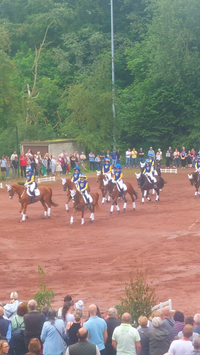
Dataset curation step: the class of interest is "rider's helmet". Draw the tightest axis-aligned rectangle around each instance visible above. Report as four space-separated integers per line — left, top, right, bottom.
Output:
148 153 153 158
105 158 110 163
197 155 200 160
26 167 32 173
74 166 80 171
145 159 150 164
80 174 87 179
115 164 121 169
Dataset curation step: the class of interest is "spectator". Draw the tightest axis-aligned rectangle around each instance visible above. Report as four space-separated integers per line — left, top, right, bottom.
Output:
11 154 18 179
26 338 41 355
84 304 107 355
178 316 198 341
4 292 20 320
161 307 175 343
188 335 200 355
67 310 83 345
42 154 47 176
19 152 27 177
191 148 196 168
139 148 145 164
79 152 86 170
116 150 121 164
0 340 9 354
58 295 73 318
89 152 95 171
70 154 76 169
62 301 75 327
187 151 193 168
65 153 70 173
95 155 101 170
138 316 149 355
166 150 171 168
10 151 18 162
0 307 11 343
169 146 173 166
125 149 131 168
51 156 56 176
75 300 84 312
40 308 65 355
74 151 80 166
131 148 138 168
180 147 187 169
112 312 141 355
105 308 121 355
11 302 28 355
24 299 46 350
193 314 200 334
66 327 100 355
0 156 7 177
156 149 162 168
106 150 110 159
100 150 106 166
173 311 185 338
168 324 193 355
173 148 180 168
41 306 49 320
148 147 155 160
110 150 117 167
56 156 62 175
148 317 170 355
5 157 10 179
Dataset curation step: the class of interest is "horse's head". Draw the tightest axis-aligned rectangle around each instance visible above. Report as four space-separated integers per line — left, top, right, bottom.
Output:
188 173 194 186
61 177 67 191
6 184 14 199
96 170 102 183
135 172 143 188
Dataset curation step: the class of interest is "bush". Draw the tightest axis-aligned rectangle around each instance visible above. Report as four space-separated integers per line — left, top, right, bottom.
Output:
116 270 157 327
33 266 54 312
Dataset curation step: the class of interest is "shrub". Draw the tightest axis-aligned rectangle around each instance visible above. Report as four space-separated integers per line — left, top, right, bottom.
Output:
116 270 157 327
33 266 54 311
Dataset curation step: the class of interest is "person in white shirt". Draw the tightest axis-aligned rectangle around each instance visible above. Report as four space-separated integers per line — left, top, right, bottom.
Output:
4 292 21 320
125 149 131 168
168 324 194 355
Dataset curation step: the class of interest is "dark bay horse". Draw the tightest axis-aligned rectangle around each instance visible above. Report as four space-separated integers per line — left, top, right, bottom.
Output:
135 173 166 203
61 177 90 211
70 189 99 225
96 171 112 203
108 180 138 214
6 184 58 222
188 172 200 198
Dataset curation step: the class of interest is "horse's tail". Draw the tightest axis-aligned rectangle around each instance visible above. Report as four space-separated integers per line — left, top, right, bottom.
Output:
48 187 59 207
160 177 166 189
133 189 138 200
94 192 100 210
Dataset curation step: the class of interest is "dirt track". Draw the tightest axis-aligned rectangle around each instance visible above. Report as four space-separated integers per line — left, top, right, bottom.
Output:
1 169 200 317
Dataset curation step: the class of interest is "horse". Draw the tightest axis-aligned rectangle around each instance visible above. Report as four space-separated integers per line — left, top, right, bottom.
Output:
61 178 90 211
96 171 112 204
69 189 99 225
135 173 166 203
6 184 58 222
188 172 200 198
107 180 138 214
140 164 161 195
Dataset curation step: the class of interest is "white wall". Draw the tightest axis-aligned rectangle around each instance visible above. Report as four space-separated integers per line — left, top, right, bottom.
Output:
49 141 85 157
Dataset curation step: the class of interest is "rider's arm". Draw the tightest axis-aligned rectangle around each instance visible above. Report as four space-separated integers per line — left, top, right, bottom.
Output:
118 172 123 181
71 175 74 182
195 162 197 169
26 175 34 185
108 165 112 173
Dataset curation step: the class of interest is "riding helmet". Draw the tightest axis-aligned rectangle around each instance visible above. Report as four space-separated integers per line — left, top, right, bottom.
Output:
74 166 80 171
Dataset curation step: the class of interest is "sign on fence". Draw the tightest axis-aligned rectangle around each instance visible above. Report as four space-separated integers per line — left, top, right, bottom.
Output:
38 176 56 183
160 168 177 174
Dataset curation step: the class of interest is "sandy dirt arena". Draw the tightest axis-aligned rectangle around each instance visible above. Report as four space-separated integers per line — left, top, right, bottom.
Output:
1 169 200 316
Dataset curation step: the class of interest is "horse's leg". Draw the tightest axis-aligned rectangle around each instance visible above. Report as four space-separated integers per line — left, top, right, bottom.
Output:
20 203 27 222
90 204 95 222
155 188 160 202
40 198 48 218
81 208 85 225
123 193 127 212
144 190 147 197
152 189 155 195
110 200 115 214
70 207 76 224
141 189 145 204
66 196 71 211
147 190 151 201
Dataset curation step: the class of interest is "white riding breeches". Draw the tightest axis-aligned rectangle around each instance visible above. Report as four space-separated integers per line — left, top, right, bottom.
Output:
104 172 112 181
145 172 157 183
153 169 158 176
27 182 40 196
116 179 127 191
82 190 93 203
28 182 36 192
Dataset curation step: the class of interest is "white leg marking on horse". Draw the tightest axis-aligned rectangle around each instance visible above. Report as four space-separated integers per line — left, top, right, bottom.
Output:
123 202 127 210
144 190 147 197
108 195 110 201
110 205 114 213
81 218 84 225
133 201 136 209
156 194 159 201
22 213 26 221
44 211 47 217
116 204 120 211
65 203 69 210
152 189 155 195
48 207 51 216
70 216 73 224
102 197 104 204
195 191 197 196
92 213 94 220
142 197 144 203
147 197 151 201
198 192 200 195
160 189 162 192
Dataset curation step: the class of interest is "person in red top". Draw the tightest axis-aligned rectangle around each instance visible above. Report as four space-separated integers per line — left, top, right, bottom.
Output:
19 152 27 177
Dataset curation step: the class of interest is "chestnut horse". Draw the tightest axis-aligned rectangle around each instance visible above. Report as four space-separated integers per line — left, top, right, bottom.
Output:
96 171 112 203
107 180 138 214
6 184 58 222
61 178 90 211
70 189 99 225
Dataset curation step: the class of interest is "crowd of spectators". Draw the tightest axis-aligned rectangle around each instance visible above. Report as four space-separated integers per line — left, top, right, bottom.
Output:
0 145 199 179
1 292 200 355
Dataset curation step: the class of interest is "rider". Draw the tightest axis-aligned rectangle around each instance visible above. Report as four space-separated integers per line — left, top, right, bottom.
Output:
113 164 125 197
102 158 112 184
71 166 81 188
77 174 93 208
195 155 200 172
25 167 37 199
143 159 157 188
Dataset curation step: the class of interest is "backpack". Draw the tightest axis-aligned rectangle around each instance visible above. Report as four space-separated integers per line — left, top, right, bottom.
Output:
12 318 24 345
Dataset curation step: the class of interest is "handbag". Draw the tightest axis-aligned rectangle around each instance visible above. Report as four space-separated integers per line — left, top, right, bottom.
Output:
52 323 69 345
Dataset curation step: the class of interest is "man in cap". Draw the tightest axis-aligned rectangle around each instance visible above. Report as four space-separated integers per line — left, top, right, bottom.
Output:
4 292 20 320
148 147 155 160
105 308 121 355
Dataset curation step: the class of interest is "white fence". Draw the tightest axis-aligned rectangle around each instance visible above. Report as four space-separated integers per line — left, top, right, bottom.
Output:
152 299 174 312
160 168 177 174
38 176 56 183
0 183 3 188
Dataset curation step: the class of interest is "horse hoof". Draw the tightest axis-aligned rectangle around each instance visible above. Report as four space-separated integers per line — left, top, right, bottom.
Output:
118 210 120 214
90 219 93 223
48 216 50 219
19 220 24 223
140 202 144 205
70 222 73 225
110 212 112 215
123 209 126 212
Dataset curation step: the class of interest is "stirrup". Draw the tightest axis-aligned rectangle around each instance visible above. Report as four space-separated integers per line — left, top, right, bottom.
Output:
153 184 157 189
